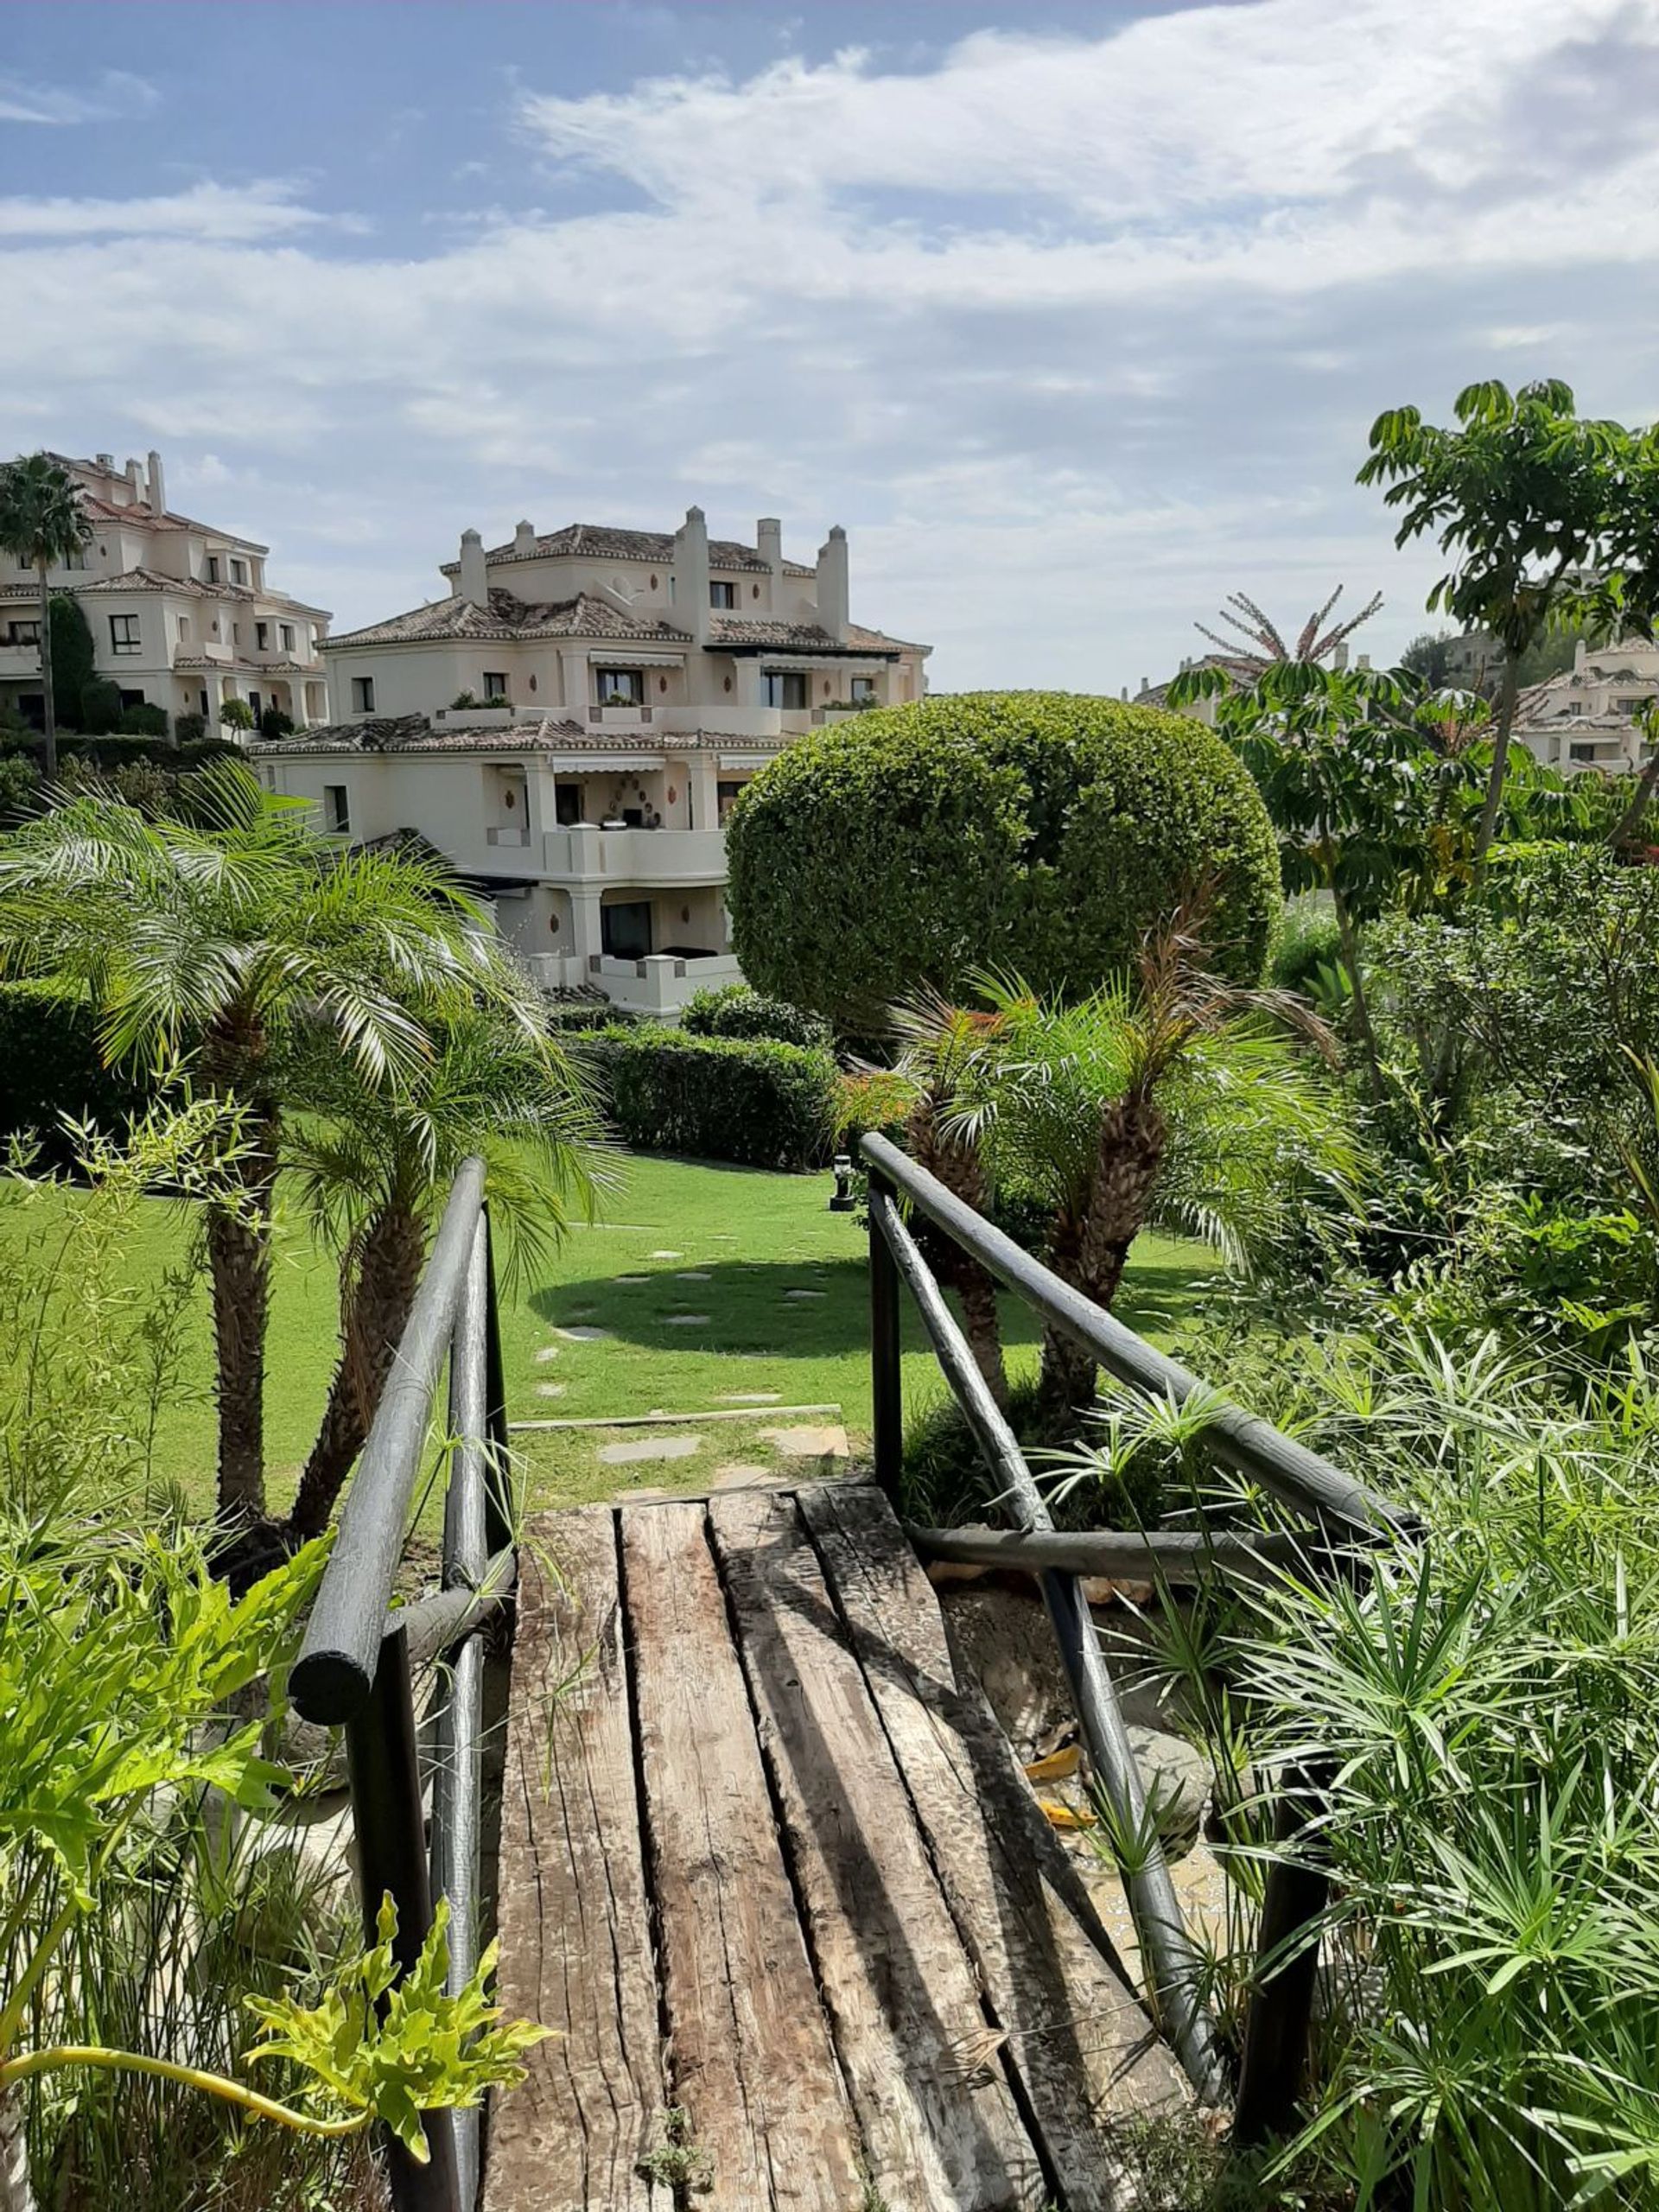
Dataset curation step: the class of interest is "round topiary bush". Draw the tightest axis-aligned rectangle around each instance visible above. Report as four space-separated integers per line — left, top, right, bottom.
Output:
725 692 1281 1029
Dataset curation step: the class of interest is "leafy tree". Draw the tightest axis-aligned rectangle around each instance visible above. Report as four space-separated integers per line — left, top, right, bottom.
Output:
1398 631 1455 686
258 706 294 742
727 693 1281 1031
1358 379 1633 872
219 698 254 733
284 1007 603 1540
0 456 92 780
0 762 533 1525
1194 584 1383 679
46 594 93 733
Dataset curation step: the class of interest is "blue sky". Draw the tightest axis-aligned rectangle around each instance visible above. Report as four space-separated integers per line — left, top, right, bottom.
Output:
3 1 1657 689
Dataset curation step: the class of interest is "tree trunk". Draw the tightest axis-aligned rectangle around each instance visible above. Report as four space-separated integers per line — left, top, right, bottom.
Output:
905 1099 1008 1407
203 1090 281 1528
0 2083 35 2212
1039 1097 1168 1428
287 1204 429 1540
35 562 55 784
1471 652 1522 876
1611 741 1659 851
1330 879 1383 1103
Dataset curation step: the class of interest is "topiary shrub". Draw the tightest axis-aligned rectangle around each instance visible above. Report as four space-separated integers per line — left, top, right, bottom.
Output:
173 711 208 747
48 594 94 731
581 1025 837 1169
680 982 832 1050
119 702 169 738
726 692 1281 1030
0 981 156 1166
219 698 255 733
77 680 124 737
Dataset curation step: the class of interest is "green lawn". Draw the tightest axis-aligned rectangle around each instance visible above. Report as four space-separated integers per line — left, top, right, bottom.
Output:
0 1154 1215 1519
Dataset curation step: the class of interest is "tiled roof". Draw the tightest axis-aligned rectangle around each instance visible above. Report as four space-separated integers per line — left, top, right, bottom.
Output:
327 588 695 651
254 713 785 758
46 457 269 550
442 523 816 579
72 565 253 600
709 615 919 655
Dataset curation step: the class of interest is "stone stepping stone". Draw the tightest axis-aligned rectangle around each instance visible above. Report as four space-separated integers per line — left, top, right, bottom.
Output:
536 1382 566 1399
649 1249 683 1260
535 1345 560 1363
715 1391 781 1405
676 1269 711 1281
712 1463 772 1487
758 1423 850 1459
597 1433 701 1466
614 1274 650 1285
785 1288 826 1300
664 1313 710 1327
556 1325 612 1342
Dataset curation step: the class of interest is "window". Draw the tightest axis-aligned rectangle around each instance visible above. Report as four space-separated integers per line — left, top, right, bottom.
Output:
207 556 221 585
177 616 189 641
849 676 876 704
1615 696 1649 715
555 782 582 826
63 547 86 572
709 581 736 609
110 614 140 655
280 623 295 652
1569 743 1597 763
255 620 270 651
762 671 808 709
352 676 376 714
5 620 39 647
323 785 351 834
199 690 209 715
601 900 652 961
248 690 262 719
483 671 510 702
594 668 645 707
118 689 145 711
717 779 747 825
230 558 249 587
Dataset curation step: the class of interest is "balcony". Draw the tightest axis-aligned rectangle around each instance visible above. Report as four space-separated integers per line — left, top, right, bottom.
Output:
589 703 655 729
541 825 727 886
518 949 743 1015
0 644 43 679
486 825 531 848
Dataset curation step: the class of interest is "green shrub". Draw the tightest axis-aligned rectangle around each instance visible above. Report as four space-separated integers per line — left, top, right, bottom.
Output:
725 691 1280 1030
582 1025 838 1169
119 702 169 738
258 705 295 741
1269 894 1343 995
0 753 41 823
539 996 640 1033
0 982 156 1165
219 698 254 732
680 982 831 1049
172 710 208 747
834 1067 912 1153
48 594 94 729
78 679 124 736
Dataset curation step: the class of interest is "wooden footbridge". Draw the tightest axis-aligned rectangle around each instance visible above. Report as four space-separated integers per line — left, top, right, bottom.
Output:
288 1144 1408 2212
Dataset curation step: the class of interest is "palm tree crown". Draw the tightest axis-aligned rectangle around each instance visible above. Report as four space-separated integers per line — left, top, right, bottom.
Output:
0 454 92 780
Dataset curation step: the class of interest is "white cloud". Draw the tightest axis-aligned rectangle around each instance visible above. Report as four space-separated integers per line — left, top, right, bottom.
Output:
3 0 1656 688
0 68 157 126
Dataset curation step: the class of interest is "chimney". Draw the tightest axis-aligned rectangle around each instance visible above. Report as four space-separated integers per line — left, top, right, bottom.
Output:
756 517 784 587
1332 643 1350 671
1574 636 1588 672
458 529 488 608
513 518 536 558
1357 652 1371 671
146 450 166 517
124 458 143 504
95 452 114 472
816 524 849 643
673 505 710 643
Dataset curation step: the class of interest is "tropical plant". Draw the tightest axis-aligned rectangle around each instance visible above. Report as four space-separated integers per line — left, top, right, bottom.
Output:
0 762 530 1525
284 1006 605 1541
1358 379 1635 871
726 692 1281 1031
47 595 93 735
0 458 92 779
219 698 254 733
1192 584 1383 682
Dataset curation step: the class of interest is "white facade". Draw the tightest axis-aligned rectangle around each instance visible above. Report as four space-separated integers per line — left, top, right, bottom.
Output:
1515 636 1659 776
0 450 330 734
257 508 929 1011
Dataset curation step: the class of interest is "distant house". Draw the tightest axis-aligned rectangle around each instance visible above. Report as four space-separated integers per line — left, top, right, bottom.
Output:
252 506 929 1015
1514 635 1659 777
0 449 329 734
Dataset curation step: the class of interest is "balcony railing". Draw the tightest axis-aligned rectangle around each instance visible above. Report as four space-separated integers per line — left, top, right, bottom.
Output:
541 825 726 884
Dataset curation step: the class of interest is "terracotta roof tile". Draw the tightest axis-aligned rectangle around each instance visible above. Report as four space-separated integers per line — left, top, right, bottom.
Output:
441 522 815 578
327 588 695 651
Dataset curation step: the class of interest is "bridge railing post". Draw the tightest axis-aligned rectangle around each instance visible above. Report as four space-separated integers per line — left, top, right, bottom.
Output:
868 1167 903 1499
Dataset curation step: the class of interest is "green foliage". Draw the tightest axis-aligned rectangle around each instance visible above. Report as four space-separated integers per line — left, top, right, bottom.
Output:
119 702 169 738
0 981 157 1166
47 594 92 728
245 1896 544 2161
834 1066 913 1153
583 1024 839 1169
77 679 124 736
1268 897 1342 996
258 706 295 742
219 697 255 732
172 710 207 747
725 692 1281 1032
1397 629 1457 686
680 982 831 1049
538 995 640 1032
0 756 39 824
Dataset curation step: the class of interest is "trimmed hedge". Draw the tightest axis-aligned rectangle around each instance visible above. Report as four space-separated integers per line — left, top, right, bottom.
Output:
680 982 831 1050
726 691 1281 1030
0 982 156 1166
581 1025 838 1170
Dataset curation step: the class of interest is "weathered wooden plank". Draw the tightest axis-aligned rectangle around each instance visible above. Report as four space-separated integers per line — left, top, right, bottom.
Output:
623 1498 863 2212
802 1484 1190 2210
709 1487 1046 2212
483 1507 663 2212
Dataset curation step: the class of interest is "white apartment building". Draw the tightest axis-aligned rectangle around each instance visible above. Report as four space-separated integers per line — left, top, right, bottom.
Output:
1515 635 1659 776
0 450 330 734
254 506 928 1014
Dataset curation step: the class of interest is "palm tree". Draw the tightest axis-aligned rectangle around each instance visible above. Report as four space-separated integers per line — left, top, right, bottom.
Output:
1193 584 1384 683
283 1007 607 1541
0 760 537 1525
943 916 1355 1423
0 454 92 779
